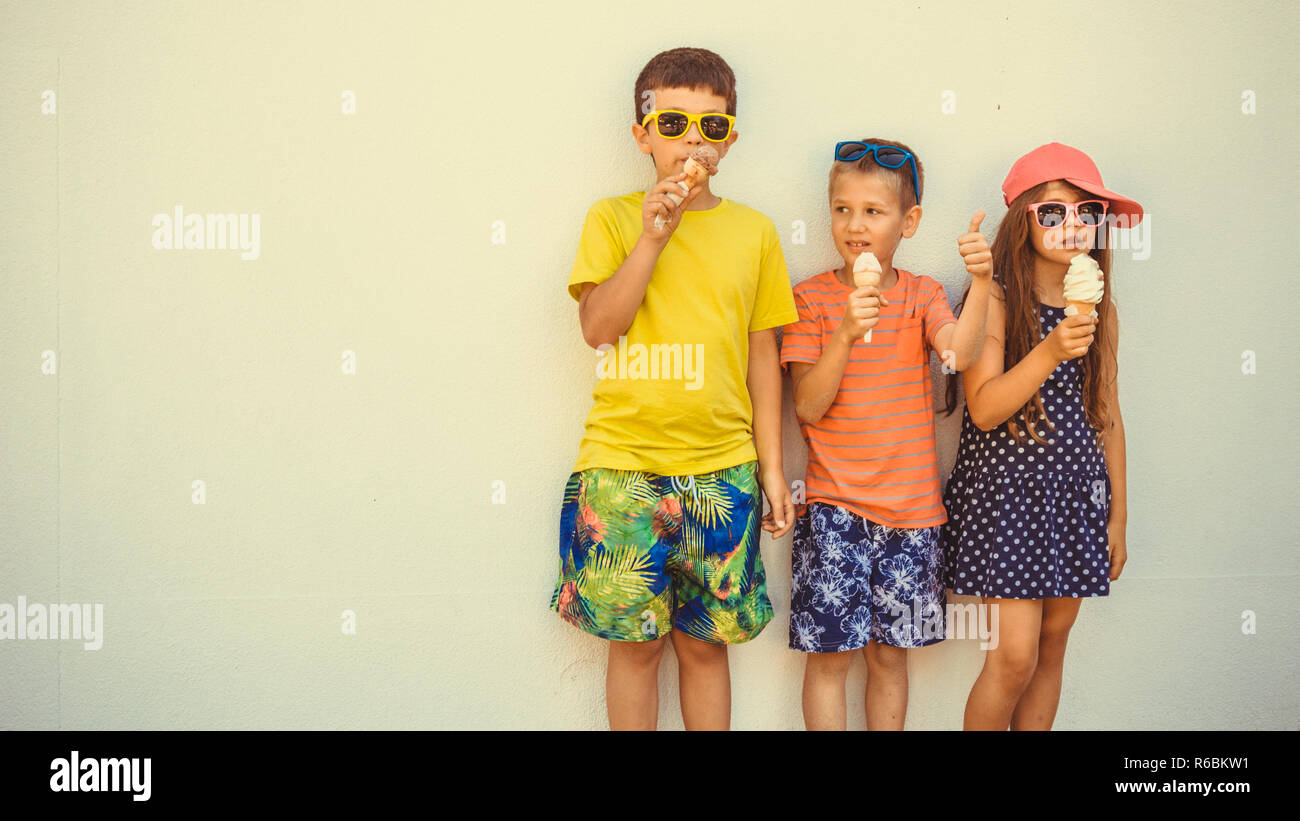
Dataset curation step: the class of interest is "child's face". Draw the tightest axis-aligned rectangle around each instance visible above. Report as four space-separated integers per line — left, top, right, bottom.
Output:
829 169 921 269
1028 180 1102 264
633 86 737 180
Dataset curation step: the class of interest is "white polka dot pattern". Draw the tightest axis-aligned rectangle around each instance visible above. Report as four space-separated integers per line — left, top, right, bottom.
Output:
940 304 1112 599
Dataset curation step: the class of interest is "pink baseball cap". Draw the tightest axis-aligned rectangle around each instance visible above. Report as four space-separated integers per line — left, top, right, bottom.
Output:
1002 142 1143 226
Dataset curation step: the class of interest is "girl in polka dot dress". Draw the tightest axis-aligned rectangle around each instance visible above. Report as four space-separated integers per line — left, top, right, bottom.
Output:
938 143 1141 730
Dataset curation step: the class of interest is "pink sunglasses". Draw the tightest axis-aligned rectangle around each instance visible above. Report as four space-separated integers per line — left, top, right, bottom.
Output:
1026 199 1110 228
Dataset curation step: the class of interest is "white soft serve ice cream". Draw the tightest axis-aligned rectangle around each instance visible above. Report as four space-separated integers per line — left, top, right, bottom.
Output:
852 251 881 286
1063 253 1104 316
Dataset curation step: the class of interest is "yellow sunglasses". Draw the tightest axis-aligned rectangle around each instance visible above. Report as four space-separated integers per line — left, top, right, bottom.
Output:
640 109 736 142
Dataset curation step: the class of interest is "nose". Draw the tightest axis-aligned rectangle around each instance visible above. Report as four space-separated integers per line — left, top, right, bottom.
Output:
682 121 703 146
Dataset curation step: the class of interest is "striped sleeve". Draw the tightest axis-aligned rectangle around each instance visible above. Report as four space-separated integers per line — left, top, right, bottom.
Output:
779 286 821 370
920 278 957 351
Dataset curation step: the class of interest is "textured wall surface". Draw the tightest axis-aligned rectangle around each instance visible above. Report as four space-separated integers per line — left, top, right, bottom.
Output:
2 0 1296 730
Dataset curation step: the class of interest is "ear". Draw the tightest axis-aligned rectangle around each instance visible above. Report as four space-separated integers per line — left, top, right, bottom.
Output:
631 123 653 155
901 204 923 238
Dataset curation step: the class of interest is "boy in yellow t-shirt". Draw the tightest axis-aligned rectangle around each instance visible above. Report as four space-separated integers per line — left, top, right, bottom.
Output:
549 47 797 730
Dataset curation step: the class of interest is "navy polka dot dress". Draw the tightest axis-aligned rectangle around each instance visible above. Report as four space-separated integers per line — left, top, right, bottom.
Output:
941 303 1112 599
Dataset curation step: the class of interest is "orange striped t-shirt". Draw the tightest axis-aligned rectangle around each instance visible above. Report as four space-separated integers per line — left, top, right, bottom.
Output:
780 267 957 528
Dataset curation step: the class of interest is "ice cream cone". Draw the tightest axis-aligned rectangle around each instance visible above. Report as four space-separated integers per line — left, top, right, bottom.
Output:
1062 253 1103 319
1067 301 1098 319
852 252 882 342
682 157 711 189
653 145 720 231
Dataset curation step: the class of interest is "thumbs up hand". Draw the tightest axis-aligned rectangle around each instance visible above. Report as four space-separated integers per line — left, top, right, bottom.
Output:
958 210 992 280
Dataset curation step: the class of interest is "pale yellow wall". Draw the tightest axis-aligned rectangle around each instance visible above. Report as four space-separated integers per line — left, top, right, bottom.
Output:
2 0 1296 729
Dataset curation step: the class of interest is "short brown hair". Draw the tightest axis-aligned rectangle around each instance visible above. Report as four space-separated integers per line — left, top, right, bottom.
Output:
634 48 737 124
828 137 925 210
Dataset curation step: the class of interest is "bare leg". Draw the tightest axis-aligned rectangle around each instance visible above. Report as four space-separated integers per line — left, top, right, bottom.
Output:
801 650 854 730
963 598 1042 730
1010 597 1082 730
864 642 908 730
671 632 731 730
606 636 668 730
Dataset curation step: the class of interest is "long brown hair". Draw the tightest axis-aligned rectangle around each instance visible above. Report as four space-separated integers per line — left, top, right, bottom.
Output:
942 181 1116 448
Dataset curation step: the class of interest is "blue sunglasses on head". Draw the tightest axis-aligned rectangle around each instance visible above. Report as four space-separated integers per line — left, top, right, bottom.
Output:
834 141 921 205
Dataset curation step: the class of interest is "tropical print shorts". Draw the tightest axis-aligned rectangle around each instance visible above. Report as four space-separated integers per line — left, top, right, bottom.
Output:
550 460 772 645
790 501 946 652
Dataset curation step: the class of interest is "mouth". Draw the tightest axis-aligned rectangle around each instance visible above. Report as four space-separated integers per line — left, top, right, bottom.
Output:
846 240 871 252
1046 233 1089 251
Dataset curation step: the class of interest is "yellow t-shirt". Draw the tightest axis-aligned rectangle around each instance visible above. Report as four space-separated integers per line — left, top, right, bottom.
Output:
568 192 798 477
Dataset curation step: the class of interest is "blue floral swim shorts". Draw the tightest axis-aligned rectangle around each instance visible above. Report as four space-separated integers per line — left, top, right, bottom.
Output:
790 501 946 652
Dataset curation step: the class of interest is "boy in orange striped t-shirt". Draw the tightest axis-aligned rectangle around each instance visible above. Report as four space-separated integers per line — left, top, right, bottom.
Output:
779 139 993 730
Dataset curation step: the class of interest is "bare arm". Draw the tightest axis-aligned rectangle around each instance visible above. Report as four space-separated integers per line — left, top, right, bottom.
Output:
1102 396 1127 524
963 282 1097 431
577 237 666 349
789 282 889 425
940 211 994 370
1099 303 1127 579
789 328 855 425
748 329 784 474
749 328 793 536
576 178 701 349
962 282 1048 431
933 275 991 371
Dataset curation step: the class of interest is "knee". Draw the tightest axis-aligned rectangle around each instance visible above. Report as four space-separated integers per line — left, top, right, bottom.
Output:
670 633 727 666
865 642 907 674
989 648 1038 691
805 651 853 680
610 635 668 668
1036 623 1074 664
